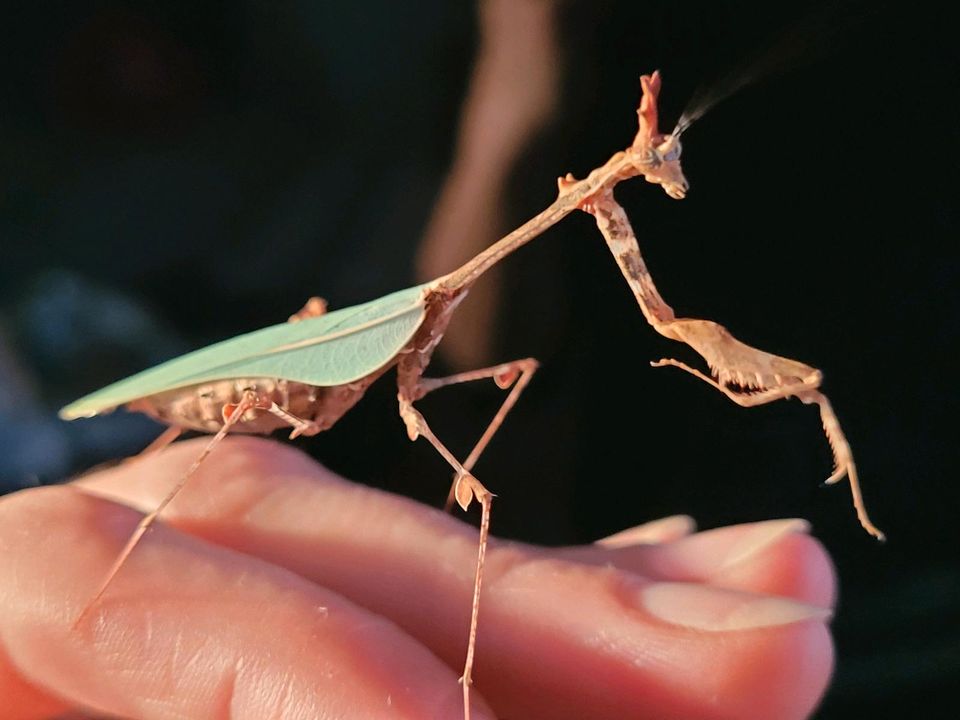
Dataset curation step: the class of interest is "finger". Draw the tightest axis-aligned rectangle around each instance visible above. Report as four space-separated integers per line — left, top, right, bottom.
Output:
77 437 834 720
76 441 834 607
0 652 71 720
0 485 493 720
593 514 697 546
562 518 837 608
480 563 833 720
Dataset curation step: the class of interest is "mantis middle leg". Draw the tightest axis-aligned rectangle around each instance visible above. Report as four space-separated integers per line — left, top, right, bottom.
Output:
396 356 537 720
414 357 539 510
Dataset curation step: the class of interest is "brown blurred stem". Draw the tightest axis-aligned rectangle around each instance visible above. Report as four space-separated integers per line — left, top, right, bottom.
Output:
416 0 560 369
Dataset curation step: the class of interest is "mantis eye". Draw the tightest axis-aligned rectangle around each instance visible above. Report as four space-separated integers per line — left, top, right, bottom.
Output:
660 139 682 162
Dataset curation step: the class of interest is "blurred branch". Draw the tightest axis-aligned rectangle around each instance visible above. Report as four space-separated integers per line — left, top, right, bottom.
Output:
416 0 560 369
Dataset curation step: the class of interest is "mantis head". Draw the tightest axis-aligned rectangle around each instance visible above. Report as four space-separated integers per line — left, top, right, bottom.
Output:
632 71 689 200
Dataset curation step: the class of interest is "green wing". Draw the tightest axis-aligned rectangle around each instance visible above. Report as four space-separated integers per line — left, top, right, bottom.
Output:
60 283 430 419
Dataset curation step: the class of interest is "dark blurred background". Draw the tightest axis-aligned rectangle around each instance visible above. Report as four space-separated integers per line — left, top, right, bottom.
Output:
1 1 956 717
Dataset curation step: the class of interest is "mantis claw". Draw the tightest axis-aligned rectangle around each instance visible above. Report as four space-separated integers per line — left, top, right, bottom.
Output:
823 466 848 486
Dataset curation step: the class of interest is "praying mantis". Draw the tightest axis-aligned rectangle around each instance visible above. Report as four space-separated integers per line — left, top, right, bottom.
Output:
60 70 883 720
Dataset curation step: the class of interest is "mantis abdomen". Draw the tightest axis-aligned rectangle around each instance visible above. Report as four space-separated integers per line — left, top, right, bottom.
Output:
128 371 385 436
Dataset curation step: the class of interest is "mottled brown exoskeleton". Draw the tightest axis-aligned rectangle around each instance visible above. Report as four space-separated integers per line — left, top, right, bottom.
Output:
62 71 881 720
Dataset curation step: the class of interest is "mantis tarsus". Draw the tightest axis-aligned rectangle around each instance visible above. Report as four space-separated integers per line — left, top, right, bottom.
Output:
60 70 883 720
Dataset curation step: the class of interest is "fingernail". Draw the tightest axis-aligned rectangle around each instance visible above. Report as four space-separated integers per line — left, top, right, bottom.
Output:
641 582 832 631
717 519 810 571
596 515 697 547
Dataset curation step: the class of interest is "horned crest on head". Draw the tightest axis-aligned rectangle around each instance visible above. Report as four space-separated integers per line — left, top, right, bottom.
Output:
631 71 688 200
635 71 663 147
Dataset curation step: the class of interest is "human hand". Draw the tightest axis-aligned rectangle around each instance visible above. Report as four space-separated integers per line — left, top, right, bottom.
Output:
0 437 835 719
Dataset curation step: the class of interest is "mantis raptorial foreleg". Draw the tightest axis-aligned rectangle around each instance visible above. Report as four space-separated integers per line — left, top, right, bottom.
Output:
413 358 539 510
804 389 881 540
572 187 885 541
649 358 818 407
645 366 880 539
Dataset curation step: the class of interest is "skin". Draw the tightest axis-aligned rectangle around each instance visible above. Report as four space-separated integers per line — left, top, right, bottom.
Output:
0 437 836 720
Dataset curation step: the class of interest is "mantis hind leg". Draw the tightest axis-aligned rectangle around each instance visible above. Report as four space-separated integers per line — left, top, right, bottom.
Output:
69 425 184 482
135 424 183 459
264 402 323 439
73 391 318 629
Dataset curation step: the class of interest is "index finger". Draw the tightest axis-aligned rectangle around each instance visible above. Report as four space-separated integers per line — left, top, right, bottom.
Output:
0 485 492 720
76 437 835 720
